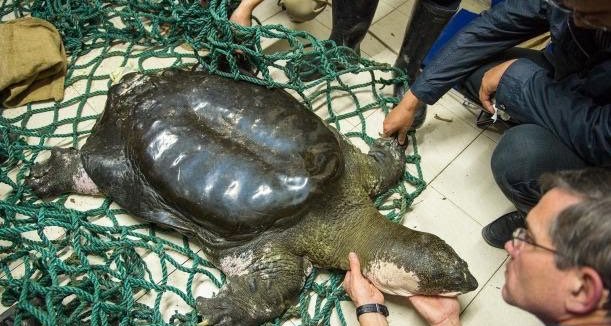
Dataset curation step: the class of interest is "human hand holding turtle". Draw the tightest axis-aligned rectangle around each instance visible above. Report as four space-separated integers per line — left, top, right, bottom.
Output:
344 252 463 326
343 252 389 326
408 295 461 326
343 252 385 307
382 89 420 145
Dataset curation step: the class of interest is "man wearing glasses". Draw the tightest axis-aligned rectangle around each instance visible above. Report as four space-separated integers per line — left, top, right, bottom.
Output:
502 168 611 326
383 0 611 249
343 168 611 325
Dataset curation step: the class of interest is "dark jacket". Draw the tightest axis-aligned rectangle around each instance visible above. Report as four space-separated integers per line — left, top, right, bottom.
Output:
410 0 611 167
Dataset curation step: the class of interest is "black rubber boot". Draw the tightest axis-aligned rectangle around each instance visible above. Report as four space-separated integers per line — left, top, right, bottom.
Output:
394 0 459 130
288 0 378 81
329 0 379 55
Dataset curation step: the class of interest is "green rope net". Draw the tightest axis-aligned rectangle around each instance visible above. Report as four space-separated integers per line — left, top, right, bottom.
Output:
0 0 426 324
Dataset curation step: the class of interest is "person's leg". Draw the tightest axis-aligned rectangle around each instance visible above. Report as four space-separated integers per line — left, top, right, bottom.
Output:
459 47 552 105
328 0 379 55
395 0 461 86
482 124 589 248
288 0 378 81
394 0 460 129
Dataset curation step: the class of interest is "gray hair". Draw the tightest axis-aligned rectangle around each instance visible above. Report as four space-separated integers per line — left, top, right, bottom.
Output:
542 168 611 310
540 168 611 199
550 198 611 309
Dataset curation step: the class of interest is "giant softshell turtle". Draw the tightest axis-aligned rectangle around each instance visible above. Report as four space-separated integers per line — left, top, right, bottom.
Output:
27 69 478 325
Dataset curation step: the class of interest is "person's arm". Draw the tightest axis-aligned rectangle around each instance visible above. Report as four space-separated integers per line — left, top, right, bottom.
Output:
384 0 551 140
410 0 550 105
343 253 388 326
493 58 611 167
230 0 264 27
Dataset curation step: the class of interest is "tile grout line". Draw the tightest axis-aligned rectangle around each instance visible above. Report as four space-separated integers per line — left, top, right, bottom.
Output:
427 183 487 228
426 127 486 184
460 255 510 314
368 30 400 56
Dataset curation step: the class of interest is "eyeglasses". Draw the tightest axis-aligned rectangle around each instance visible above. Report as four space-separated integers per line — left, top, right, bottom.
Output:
543 0 572 13
511 227 559 254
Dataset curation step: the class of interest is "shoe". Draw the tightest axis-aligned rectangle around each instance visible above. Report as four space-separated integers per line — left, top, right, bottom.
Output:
482 211 525 249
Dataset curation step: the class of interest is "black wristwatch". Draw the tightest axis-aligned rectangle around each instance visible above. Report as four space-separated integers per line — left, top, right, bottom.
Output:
356 303 389 318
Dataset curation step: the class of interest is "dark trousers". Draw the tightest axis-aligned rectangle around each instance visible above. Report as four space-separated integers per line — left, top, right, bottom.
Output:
458 48 588 214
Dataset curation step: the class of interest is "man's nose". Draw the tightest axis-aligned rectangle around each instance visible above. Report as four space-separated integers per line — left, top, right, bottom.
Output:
504 240 517 257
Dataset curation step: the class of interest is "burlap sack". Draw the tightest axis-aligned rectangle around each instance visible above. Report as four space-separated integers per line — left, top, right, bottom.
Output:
0 17 67 108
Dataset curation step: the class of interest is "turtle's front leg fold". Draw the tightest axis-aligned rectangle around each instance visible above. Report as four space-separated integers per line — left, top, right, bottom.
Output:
197 249 310 326
364 137 406 197
26 147 100 198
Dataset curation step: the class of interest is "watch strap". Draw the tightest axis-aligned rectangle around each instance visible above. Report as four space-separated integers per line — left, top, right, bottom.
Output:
355 303 389 318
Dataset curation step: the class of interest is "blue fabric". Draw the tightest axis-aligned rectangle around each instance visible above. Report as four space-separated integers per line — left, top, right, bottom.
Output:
495 59 611 167
411 0 611 103
491 124 588 212
408 0 611 168
422 9 479 66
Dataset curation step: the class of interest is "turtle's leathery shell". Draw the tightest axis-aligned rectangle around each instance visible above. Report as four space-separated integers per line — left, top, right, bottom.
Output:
82 70 343 238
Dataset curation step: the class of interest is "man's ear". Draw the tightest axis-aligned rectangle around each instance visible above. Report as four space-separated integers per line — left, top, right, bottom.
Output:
565 267 605 314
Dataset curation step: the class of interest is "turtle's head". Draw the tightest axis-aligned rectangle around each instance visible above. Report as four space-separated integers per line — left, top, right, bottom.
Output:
362 227 478 297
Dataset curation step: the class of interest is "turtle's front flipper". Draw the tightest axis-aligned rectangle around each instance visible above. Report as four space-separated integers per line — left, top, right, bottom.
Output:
363 137 405 197
26 147 99 198
197 246 310 326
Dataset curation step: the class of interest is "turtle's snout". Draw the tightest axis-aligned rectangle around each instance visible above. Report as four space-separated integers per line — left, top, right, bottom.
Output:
377 227 477 296
416 235 478 295
447 259 478 293
465 269 478 292
435 247 479 294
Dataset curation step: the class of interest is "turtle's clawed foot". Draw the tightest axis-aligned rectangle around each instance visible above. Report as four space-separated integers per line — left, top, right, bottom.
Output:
196 296 251 326
26 147 80 198
370 137 405 162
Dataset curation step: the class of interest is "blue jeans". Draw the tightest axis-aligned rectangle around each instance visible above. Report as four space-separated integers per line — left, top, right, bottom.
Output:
490 124 587 213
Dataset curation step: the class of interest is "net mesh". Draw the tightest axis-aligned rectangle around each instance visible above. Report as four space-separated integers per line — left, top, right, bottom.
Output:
0 0 426 324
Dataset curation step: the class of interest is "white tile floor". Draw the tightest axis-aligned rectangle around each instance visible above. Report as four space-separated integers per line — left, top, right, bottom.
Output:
0 0 545 325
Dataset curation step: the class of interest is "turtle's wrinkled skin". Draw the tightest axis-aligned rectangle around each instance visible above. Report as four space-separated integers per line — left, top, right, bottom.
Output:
27 70 478 325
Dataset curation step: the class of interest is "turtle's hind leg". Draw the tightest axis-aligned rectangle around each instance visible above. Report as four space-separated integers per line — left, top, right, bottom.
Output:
26 147 99 198
197 245 310 326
